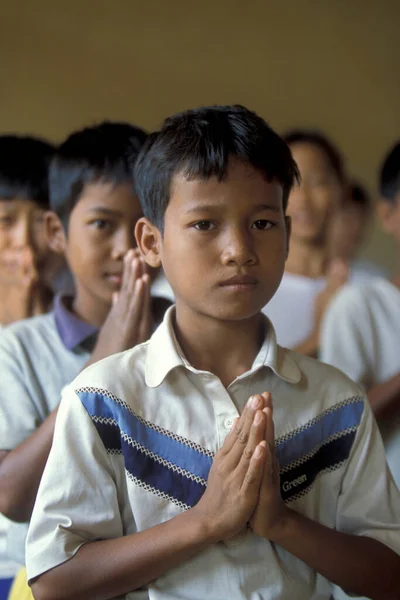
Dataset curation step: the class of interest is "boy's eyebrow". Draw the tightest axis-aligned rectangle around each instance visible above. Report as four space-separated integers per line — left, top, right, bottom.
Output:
86 207 124 217
185 203 281 214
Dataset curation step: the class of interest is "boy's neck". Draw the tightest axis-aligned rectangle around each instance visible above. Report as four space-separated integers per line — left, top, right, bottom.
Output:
173 306 265 388
72 294 111 328
285 239 327 279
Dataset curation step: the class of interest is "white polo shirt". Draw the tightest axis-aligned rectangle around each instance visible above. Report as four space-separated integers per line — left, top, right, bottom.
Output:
26 308 400 599
320 278 400 487
262 267 381 349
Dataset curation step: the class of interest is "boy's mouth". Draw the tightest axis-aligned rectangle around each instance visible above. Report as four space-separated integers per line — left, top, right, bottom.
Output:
220 274 258 287
104 273 123 286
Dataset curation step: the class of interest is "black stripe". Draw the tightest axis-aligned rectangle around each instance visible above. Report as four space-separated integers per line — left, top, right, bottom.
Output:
92 419 121 452
280 430 356 502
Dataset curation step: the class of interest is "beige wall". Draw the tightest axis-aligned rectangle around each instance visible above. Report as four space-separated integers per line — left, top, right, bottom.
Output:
1 0 399 270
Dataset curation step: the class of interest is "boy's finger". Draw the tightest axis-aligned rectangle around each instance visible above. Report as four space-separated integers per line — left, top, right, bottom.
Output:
112 292 119 307
261 392 272 409
120 250 134 294
126 277 146 331
241 441 267 492
259 439 275 490
226 396 266 470
235 409 266 479
263 406 275 452
221 394 261 456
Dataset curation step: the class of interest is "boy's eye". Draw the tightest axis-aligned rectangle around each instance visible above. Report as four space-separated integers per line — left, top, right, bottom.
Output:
252 220 274 230
193 221 216 231
0 215 14 227
91 219 111 230
32 215 45 228
309 177 332 188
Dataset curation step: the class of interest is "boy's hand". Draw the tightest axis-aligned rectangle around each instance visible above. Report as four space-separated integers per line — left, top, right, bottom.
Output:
191 395 267 543
249 393 287 541
315 258 349 329
89 249 153 363
0 247 50 323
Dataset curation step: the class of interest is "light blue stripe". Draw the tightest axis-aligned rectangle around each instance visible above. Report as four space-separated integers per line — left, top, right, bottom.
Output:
276 400 364 469
77 389 212 480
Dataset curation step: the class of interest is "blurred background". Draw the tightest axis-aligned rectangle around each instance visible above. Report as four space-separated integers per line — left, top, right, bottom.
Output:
0 0 399 270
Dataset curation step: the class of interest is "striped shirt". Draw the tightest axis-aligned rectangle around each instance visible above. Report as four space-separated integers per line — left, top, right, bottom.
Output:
26 308 400 599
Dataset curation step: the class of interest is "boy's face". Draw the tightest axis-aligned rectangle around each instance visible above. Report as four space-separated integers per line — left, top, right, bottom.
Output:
54 181 143 318
328 204 369 261
288 143 343 245
0 197 53 284
377 192 400 246
138 159 289 323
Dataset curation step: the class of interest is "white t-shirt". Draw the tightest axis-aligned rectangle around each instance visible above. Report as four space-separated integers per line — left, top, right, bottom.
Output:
0 325 19 581
320 278 400 487
262 273 325 349
26 308 400 599
263 266 380 349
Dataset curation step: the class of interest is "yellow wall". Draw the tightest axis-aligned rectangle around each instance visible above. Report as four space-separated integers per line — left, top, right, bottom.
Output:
1 0 399 269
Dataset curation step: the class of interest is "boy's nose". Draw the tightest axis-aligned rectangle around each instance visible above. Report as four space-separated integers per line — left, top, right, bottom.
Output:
12 218 35 250
111 229 137 259
221 229 256 266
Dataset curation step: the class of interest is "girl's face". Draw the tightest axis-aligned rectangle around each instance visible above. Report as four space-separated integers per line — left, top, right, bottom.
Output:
287 142 344 246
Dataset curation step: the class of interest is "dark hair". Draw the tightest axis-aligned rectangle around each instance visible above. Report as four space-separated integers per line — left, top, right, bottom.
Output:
133 105 299 232
50 121 148 227
0 135 55 209
347 181 371 213
379 141 400 204
283 130 345 183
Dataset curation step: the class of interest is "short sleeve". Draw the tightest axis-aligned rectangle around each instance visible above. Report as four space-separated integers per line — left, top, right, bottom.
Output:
336 398 400 556
26 387 124 582
0 335 41 449
319 286 372 388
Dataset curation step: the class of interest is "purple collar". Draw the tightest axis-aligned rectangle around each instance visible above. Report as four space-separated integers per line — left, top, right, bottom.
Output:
54 295 98 351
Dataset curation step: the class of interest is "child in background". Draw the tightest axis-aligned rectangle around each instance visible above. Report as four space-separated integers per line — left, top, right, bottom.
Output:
0 121 170 599
0 134 56 599
0 135 57 331
27 106 399 600
320 140 400 488
328 180 386 279
262 130 350 355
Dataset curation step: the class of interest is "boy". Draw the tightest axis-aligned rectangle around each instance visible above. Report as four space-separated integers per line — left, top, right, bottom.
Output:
0 134 56 598
0 135 57 330
0 121 168 595
320 140 400 488
261 130 350 355
27 107 400 600
328 181 386 279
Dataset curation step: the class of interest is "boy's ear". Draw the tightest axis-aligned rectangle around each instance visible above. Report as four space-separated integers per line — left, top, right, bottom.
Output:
135 217 162 268
376 198 394 235
284 215 291 259
44 211 67 254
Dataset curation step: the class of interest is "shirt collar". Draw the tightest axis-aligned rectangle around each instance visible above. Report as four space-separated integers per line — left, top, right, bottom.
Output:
54 295 98 351
145 307 301 388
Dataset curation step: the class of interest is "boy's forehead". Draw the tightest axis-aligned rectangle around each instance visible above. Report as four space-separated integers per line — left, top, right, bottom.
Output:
170 162 283 209
0 197 43 211
77 180 140 208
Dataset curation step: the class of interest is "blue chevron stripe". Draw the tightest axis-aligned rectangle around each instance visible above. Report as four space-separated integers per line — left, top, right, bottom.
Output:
77 389 213 480
280 429 357 502
276 399 364 470
121 437 206 507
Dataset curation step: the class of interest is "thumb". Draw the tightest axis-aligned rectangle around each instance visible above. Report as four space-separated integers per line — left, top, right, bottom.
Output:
112 291 119 307
326 258 349 288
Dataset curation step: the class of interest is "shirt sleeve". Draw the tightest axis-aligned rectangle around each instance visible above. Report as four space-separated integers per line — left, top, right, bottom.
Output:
319 285 373 388
0 333 42 449
26 386 125 582
336 397 400 556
